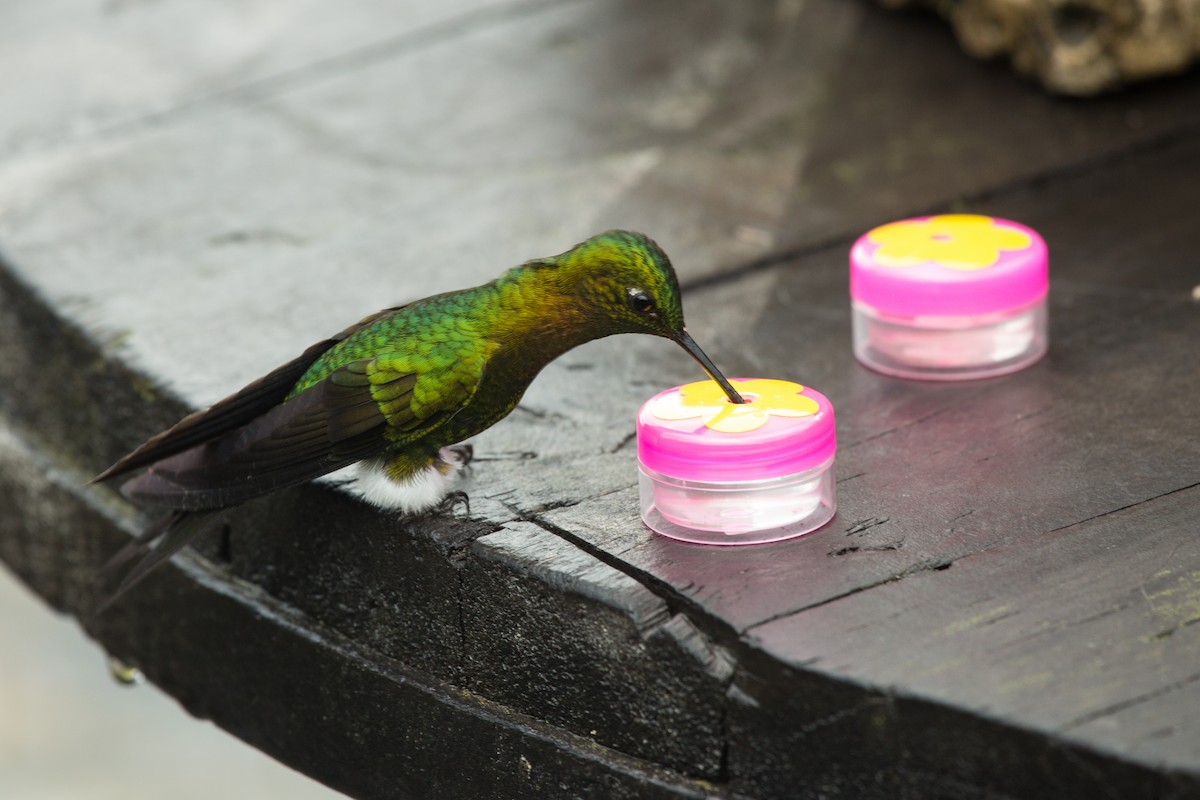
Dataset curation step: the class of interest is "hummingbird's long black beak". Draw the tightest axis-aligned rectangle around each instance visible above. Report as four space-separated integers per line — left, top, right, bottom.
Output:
673 329 745 404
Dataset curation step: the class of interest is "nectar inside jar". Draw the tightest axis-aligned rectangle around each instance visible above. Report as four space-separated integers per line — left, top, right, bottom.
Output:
636 378 836 546
850 214 1048 380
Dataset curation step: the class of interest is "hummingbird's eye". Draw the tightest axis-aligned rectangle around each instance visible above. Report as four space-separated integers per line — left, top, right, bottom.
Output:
626 288 657 316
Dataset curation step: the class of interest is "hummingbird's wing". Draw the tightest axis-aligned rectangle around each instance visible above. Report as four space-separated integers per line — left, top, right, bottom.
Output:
92 307 403 484
118 343 490 510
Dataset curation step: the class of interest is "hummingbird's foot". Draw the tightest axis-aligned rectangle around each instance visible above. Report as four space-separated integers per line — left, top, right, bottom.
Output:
433 490 471 518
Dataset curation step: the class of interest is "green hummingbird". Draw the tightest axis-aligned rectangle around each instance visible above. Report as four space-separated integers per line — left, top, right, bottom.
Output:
91 230 743 611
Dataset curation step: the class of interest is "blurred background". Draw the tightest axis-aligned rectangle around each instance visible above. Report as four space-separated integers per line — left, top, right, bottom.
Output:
0 565 340 798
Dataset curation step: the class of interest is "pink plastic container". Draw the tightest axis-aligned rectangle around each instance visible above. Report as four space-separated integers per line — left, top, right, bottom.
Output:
637 378 836 545
850 214 1048 380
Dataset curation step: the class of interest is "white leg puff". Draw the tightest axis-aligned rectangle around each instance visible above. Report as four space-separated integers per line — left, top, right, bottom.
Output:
351 449 467 514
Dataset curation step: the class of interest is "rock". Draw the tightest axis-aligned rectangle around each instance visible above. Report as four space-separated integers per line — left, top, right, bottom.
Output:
881 0 1200 95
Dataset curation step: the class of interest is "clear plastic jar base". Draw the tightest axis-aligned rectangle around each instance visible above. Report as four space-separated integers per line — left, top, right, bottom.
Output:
854 343 1048 381
641 501 836 545
638 464 836 546
852 301 1047 381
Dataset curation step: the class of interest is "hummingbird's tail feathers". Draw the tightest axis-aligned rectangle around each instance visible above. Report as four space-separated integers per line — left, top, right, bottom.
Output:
91 305 408 485
119 374 389 511
89 509 223 616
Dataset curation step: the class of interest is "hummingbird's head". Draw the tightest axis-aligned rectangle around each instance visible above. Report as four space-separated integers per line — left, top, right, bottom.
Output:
561 230 685 338
558 230 744 403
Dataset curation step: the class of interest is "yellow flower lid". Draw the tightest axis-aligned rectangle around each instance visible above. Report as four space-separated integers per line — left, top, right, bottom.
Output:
637 379 835 481
850 214 1047 316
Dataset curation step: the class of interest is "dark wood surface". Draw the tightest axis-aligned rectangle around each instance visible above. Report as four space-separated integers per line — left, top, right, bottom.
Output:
1 1 1199 798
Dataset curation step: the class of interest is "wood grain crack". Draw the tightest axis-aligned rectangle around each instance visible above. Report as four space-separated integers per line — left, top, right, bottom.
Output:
1060 670 1200 732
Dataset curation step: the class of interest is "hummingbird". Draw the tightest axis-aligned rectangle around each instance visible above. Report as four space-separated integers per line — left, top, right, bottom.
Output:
91 230 743 612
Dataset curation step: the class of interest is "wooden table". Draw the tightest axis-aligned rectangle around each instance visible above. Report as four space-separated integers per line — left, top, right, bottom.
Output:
1 2 1197 797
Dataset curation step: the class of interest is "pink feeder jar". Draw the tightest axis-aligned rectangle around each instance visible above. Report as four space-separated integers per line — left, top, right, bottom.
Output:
850 214 1049 380
637 378 836 545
